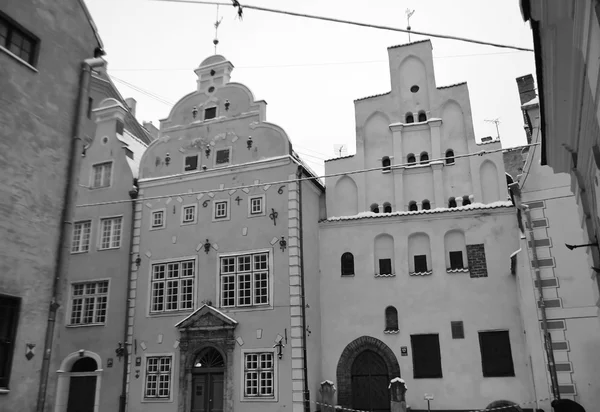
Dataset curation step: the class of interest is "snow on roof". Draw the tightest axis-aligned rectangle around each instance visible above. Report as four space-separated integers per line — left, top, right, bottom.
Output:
522 96 539 108
389 377 407 389
323 201 514 222
510 248 522 258
117 129 147 178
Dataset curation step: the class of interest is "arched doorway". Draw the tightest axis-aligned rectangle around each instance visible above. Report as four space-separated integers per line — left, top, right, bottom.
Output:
351 350 390 412
66 357 98 412
191 347 225 412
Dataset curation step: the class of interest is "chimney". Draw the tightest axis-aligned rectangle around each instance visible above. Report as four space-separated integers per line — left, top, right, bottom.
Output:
125 97 137 117
143 121 159 141
516 74 536 105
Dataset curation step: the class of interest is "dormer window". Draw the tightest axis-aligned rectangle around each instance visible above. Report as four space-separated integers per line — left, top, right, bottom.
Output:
185 154 199 172
420 152 429 164
407 154 416 165
405 113 415 124
204 107 217 120
382 157 391 172
418 111 427 122
445 149 455 165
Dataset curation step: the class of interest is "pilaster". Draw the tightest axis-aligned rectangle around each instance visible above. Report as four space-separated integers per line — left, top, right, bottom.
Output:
431 161 444 209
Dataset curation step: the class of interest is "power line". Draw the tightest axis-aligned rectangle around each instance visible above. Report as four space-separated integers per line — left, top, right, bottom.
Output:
76 142 539 208
150 0 534 52
109 75 175 106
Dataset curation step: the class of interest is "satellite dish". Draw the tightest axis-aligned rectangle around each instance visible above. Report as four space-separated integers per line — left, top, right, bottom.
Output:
333 144 348 158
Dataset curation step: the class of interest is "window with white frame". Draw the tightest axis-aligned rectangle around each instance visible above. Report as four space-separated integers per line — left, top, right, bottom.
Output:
99 217 122 249
71 220 91 253
243 351 275 398
151 210 165 229
214 200 229 220
144 355 172 399
182 205 197 224
92 162 112 188
249 195 264 215
150 260 194 313
215 148 230 165
69 280 109 325
220 252 269 308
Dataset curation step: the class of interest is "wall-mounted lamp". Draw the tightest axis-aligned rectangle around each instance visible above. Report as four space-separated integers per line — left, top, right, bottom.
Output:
247 136 253 150
115 342 125 361
279 236 287 252
192 106 198 119
165 153 171 166
224 100 230 111
204 239 211 254
135 255 141 268
273 341 285 360
205 147 211 158
565 238 599 250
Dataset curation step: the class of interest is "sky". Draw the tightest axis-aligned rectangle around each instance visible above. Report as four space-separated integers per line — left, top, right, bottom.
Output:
85 0 536 176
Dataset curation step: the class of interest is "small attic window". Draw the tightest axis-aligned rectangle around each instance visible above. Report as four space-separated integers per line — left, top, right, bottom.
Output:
405 113 415 124
407 154 416 165
124 147 134 160
418 111 427 122
185 154 199 172
204 107 217 120
410 85 420 93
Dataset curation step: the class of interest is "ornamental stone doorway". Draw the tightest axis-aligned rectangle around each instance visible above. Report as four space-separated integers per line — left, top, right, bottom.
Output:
175 305 237 412
336 336 401 412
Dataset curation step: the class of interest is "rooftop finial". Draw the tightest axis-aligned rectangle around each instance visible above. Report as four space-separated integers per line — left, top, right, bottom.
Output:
213 5 223 54
406 9 415 42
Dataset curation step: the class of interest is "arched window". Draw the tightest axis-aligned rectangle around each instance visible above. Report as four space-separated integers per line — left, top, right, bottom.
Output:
418 111 427 122
422 200 431 210
382 202 392 213
445 149 455 165
370 203 379 213
382 156 391 172
385 306 399 332
462 195 471 206
405 112 414 124
194 347 224 369
448 197 457 208
341 252 354 276
71 357 98 372
409 201 418 211
420 152 429 164
407 153 416 165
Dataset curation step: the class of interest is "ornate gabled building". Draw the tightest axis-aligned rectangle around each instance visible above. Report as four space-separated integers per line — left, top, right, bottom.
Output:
318 40 534 411
126 55 324 412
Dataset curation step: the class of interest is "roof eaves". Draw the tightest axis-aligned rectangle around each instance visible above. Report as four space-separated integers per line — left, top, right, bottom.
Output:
437 81 467 90
324 154 355 163
387 39 431 50
77 0 104 49
354 92 390 102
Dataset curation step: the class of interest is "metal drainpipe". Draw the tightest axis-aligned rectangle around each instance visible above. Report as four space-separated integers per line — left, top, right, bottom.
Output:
119 182 139 412
296 166 311 412
36 57 107 412
521 204 561 401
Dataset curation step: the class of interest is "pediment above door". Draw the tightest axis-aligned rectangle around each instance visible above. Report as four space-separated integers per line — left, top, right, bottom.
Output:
175 304 238 332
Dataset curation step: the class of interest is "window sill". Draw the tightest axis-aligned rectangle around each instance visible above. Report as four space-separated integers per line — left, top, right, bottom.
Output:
381 170 391 174
149 226 165 231
413 376 443 379
341 274 355 277
374 273 395 278
248 212 266 218
384 329 399 334
241 396 277 403
0 388 9 395
212 216 231 222
446 268 469 273
67 323 106 328
141 397 173 403
181 221 197 226
0 45 38 72
70 250 90 255
409 271 432 276
219 305 273 313
148 310 194 317
98 246 121 251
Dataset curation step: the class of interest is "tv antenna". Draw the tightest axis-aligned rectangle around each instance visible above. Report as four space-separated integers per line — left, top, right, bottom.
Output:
333 144 347 158
213 5 223 54
484 118 501 140
406 9 415 42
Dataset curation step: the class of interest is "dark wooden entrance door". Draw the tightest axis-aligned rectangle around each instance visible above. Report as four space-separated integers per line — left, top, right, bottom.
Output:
351 350 390 412
66 376 97 412
192 373 224 412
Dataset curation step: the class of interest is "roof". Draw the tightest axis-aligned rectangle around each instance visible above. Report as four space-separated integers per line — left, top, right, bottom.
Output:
77 0 104 49
522 96 539 108
354 91 391 102
324 154 355 163
322 201 513 222
387 39 431 49
437 81 467 90
117 129 147 178
477 137 501 145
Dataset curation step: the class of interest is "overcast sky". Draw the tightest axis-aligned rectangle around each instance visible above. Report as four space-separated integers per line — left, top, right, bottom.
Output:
85 0 536 175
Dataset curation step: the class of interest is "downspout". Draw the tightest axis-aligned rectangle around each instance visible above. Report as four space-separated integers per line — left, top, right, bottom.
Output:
521 204 561 401
296 166 311 412
119 181 139 412
36 56 107 412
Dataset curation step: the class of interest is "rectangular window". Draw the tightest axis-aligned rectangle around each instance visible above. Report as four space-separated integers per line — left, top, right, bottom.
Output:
249 196 263 215
215 148 230 165
184 155 198 172
182 205 197 224
220 252 270 308
0 295 20 389
150 260 195 313
244 351 275 398
204 107 217 120
151 210 165 229
71 221 92 253
99 217 122 249
411 334 443 378
145 355 172 399
214 200 228 219
451 321 465 339
87 97 93 119
0 12 39 66
92 162 112 188
449 251 464 269
479 331 515 377
69 281 109 325
124 147 134 160
414 255 428 272
378 258 392 275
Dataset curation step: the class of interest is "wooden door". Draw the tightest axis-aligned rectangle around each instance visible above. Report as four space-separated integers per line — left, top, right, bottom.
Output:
192 373 224 412
66 375 97 412
351 350 390 412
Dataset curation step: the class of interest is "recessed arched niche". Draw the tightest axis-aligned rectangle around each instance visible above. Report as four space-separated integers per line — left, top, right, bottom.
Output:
408 232 431 275
374 234 395 276
335 175 358 216
480 160 499 203
444 230 467 272
398 56 430 109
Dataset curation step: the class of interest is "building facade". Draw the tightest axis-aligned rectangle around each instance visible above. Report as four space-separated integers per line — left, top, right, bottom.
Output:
318 40 534 411
0 1 102 411
509 74 600 411
126 55 324 412
520 0 600 316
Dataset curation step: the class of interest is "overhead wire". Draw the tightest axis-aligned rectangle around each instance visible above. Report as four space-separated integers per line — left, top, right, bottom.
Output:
76 142 539 208
150 0 534 52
